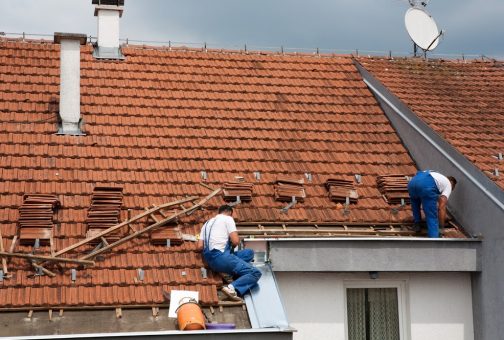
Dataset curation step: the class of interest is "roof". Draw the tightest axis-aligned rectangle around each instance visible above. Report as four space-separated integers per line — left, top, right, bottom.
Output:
0 38 462 311
358 57 504 190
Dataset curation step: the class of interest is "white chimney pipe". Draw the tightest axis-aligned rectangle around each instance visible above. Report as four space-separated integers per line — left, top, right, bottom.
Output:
96 7 121 49
93 0 125 59
54 33 87 135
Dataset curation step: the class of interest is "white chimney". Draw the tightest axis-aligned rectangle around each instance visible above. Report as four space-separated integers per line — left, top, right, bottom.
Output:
54 33 87 135
92 0 125 59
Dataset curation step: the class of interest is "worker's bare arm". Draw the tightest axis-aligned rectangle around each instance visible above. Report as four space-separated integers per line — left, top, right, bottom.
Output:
196 239 204 252
229 231 240 247
438 195 448 228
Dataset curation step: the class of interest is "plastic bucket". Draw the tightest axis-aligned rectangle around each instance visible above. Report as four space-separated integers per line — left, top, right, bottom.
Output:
176 298 206 331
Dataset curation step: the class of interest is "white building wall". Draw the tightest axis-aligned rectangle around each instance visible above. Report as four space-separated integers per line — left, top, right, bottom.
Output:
275 272 473 340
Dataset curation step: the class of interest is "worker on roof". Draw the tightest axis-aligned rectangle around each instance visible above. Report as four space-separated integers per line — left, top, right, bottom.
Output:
408 170 457 238
197 205 261 301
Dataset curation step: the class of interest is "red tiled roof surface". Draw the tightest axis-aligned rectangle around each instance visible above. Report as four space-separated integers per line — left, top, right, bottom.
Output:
359 57 504 190
0 39 419 309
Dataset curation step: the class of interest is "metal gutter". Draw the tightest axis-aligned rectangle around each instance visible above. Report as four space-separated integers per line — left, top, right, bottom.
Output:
244 237 480 242
8 328 295 340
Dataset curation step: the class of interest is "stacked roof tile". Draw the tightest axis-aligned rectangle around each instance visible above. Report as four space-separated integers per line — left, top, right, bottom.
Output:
325 178 358 203
274 176 306 203
86 186 124 242
377 174 411 205
359 57 504 190
17 194 60 245
223 181 254 203
0 38 424 309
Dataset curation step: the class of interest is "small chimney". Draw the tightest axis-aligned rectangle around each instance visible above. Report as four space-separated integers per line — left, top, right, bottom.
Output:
92 0 125 59
54 33 87 136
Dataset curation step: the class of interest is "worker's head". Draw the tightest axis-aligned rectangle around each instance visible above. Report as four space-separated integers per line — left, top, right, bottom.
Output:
448 176 457 191
218 204 233 216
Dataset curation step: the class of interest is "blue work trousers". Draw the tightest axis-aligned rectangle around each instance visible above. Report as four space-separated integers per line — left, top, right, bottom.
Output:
203 247 261 296
408 171 440 238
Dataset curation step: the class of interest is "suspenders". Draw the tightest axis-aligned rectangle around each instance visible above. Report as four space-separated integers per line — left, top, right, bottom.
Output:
203 217 219 251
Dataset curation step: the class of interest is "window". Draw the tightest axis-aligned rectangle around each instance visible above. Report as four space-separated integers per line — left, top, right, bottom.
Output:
347 288 400 340
345 281 408 340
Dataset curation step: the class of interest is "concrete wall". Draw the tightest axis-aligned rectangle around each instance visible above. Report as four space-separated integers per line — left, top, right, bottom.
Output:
355 62 504 340
276 272 474 340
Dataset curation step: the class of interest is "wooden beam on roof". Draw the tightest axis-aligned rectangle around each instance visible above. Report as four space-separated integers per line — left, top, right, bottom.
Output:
0 251 94 265
8 236 18 253
80 189 222 261
53 196 199 257
0 228 8 275
31 261 56 277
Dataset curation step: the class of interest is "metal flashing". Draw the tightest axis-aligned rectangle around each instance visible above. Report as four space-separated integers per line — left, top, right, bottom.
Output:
244 264 289 329
92 46 125 60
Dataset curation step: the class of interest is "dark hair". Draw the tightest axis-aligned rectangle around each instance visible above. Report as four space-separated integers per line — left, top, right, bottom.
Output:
447 176 457 190
218 205 233 214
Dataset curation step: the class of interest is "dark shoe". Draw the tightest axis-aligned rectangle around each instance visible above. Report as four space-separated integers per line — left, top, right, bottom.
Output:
220 272 234 284
412 223 422 233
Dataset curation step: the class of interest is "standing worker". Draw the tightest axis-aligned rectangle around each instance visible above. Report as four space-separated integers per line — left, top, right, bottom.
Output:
197 205 261 301
408 170 457 238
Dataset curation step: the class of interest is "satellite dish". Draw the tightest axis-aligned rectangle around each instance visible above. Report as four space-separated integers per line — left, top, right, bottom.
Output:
405 7 442 52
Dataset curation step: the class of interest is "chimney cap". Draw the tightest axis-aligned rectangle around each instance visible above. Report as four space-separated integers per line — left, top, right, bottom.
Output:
54 32 87 45
92 0 124 5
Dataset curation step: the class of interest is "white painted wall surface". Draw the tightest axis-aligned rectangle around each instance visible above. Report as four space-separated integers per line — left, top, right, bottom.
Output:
59 38 81 131
275 272 473 340
97 9 120 48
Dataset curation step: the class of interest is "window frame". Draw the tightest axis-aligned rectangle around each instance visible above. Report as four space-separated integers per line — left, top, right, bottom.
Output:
343 279 410 340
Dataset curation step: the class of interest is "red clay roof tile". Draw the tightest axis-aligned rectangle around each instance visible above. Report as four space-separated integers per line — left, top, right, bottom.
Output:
0 39 434 309
359 57 504 190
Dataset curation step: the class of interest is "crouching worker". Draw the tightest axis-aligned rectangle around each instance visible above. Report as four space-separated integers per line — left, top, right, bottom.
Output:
408 170 457 238
197 205 261 301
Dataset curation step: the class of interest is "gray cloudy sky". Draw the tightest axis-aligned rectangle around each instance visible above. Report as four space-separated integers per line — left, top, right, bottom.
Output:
1 0 503 58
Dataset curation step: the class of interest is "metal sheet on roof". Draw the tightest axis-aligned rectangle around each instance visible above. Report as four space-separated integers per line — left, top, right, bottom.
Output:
244 264 289 329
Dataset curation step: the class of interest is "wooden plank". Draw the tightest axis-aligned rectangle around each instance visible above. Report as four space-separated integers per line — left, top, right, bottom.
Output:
199 182 217 192
8 236 18 253
48 309 53 321
54 196 198 257
237 221 413 227
31 261 56 277
49 235 55 257
80 189 222 261
0 227 8 274
0 251 94 265
59 309 64 317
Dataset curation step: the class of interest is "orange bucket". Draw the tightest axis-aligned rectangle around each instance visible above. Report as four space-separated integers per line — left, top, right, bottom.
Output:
176 298 206 331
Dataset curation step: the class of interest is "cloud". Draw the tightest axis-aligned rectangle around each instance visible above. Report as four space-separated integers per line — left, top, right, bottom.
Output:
0 0 502 58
